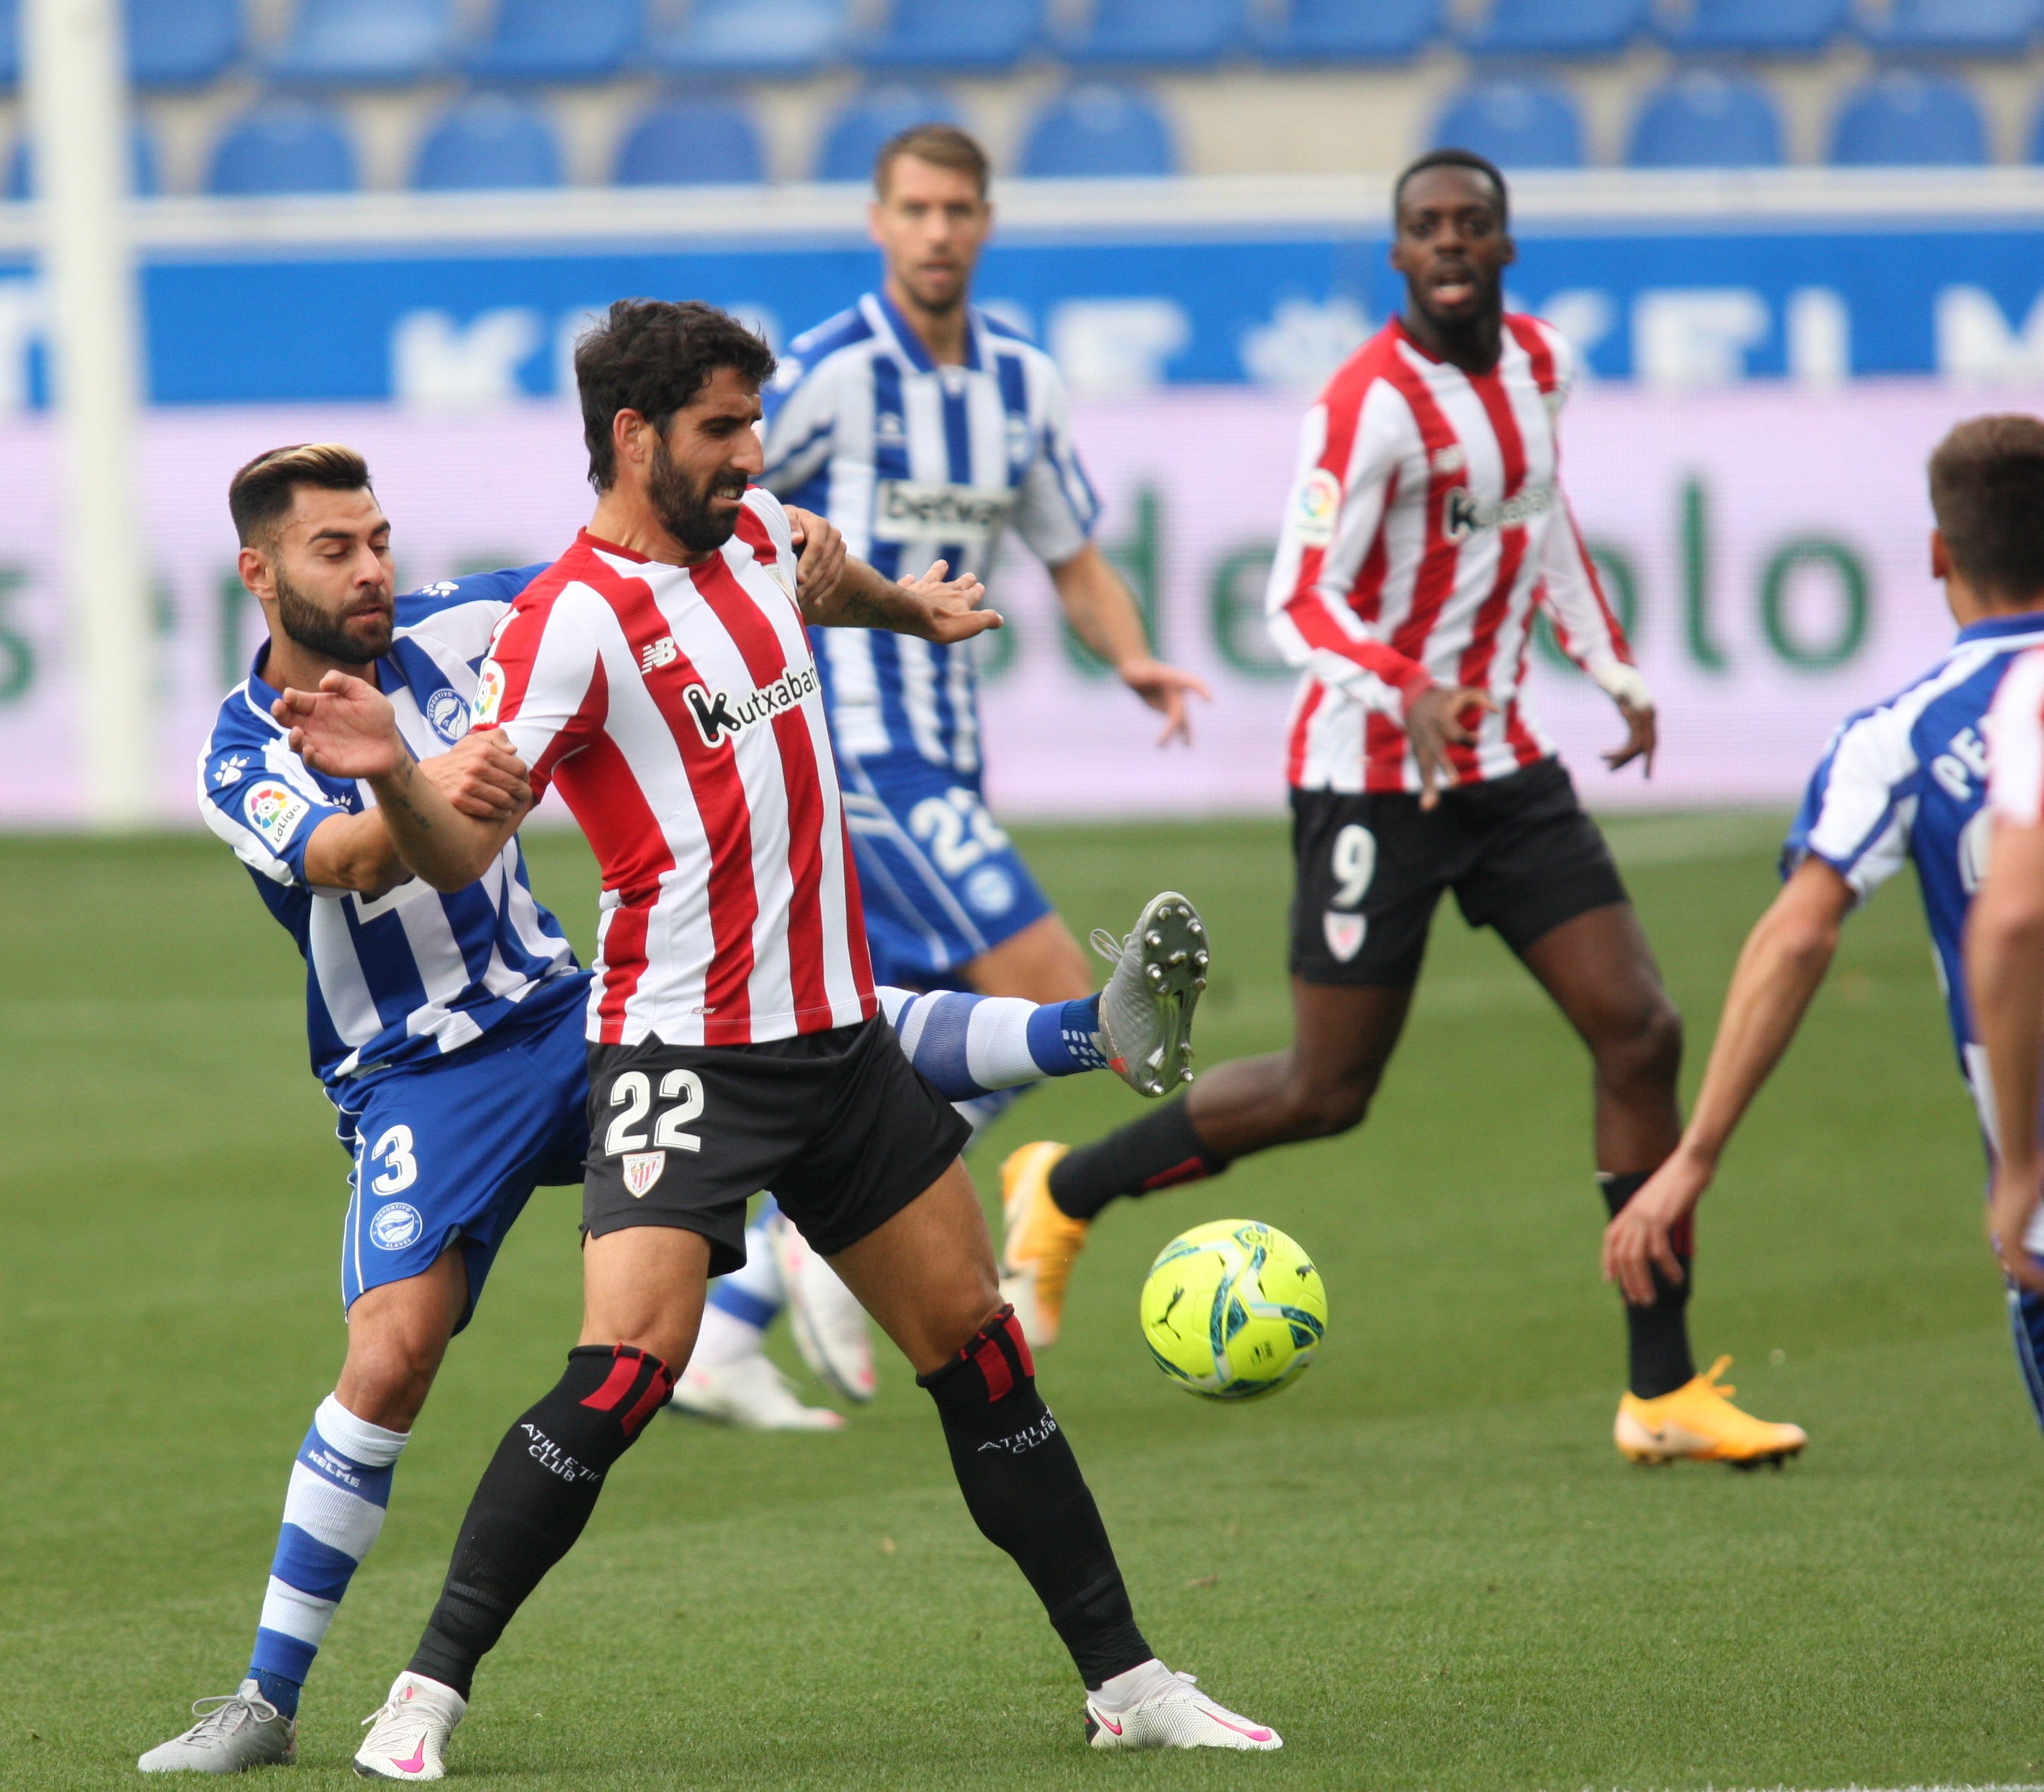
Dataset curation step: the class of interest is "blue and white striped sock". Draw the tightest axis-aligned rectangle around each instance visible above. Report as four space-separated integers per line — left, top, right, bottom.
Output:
879 988 1107 1101
247 1394 408 1714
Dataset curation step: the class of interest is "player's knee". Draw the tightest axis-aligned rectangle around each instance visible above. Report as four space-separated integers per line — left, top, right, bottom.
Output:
338 1334 443 1430
1598 993 1683 1091
1281 1071 1375 1140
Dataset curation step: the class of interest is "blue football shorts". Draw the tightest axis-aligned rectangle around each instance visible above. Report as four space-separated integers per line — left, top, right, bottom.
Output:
838 757 1053 990
332 978 591 1330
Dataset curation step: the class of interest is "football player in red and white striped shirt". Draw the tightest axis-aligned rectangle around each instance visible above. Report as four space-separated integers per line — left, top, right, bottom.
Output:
1005 152 1801 1466
281 300 1278 1769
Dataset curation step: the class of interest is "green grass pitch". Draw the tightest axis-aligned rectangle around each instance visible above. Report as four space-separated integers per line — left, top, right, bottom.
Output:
4 814 2043 1791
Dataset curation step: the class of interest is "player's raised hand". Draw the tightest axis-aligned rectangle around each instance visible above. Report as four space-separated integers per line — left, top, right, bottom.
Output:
274 670 407 780
1117 656 1213 747
1988 1160 2044 1294
1601 1150 1706 1305
1604 698 1658 776
895 558 1003 645
419 728 531 821
1404 684 1495 811
783 503 847 610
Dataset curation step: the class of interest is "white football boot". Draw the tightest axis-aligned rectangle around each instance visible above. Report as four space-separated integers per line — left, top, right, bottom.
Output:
766 1208 876 1402
668 1353 845 1430
1092 891 1208 1098
138 1679 296 1773
353 1671 466 1781
1085 1662 1282 1752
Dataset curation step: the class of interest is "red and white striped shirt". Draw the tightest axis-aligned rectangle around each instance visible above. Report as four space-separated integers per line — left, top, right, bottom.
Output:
1265 314 1634 794
473 489 876 1048
1988 646 2044 826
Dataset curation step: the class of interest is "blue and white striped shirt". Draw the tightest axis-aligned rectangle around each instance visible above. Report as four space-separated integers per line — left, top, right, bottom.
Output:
196 567 585 1096
1784 611 2044 1117
761 290 1100 776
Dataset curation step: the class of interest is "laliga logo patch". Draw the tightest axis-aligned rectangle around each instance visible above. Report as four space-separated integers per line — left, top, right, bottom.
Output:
1290 468 1342 548
425 688 470 743
369 1201 424 1251
1323 910 1366 963
472 661 506 727
622 1151 665 1198
243 780 310 852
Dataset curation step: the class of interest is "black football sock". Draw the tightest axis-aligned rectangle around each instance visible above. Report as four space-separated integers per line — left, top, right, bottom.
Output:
1048 1099 1231 1222
407 1346 674 1699
1601 1170 1696 1400
919 1306 1150 1689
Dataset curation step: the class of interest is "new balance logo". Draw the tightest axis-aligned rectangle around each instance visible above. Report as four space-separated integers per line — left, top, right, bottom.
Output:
640 635 679 673
682 662 819 749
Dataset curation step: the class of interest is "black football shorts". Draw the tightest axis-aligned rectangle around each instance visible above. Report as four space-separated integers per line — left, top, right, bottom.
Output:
1289 757 1629 988
581 1014 971 1275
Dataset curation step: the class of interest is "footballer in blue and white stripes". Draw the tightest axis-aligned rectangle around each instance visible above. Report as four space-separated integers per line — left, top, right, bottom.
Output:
1603 415 2044 1456
759 124 1208 1005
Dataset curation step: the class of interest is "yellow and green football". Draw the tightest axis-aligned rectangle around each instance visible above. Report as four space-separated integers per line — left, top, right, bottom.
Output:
1139 1220 1326 1400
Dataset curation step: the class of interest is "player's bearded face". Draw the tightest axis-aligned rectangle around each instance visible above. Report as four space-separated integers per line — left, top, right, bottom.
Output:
649 433 748 555
274 564 393 663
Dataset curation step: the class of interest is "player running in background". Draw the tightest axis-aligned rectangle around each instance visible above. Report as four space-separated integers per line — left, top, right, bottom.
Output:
1946 424 2044 1358
142 439 1222 1773
685 120 1210 1423
1003 149 1806 1466
281 302 1275 1775
1608 416 2044 1447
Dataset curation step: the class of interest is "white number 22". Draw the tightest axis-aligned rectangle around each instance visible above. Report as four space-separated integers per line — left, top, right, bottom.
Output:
604 1069 706 1155
1330 824 1376 909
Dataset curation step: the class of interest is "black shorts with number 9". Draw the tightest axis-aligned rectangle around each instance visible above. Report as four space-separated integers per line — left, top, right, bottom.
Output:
1288 758 1629 988
581 1015 972 1276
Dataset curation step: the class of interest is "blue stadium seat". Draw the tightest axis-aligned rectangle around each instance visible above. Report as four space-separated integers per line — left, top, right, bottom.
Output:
1464 0 1651 56
412 96 563 191
614 98 764 185
267 0 454 83
1660 0 1849 54
1829 71 1986 166
2028 94 2044 161
1866 0 2042 52
1060 0 1242 66
649 0 846 77
815 86 963 182
1627 73 1782 168
1431 80 1584 168
130 0 243 87
1252 0 1441 63
0 0 16 87
859 0 1041 71
209 102 358 194
1020 86 1176 178
8 125 160 199
465 0 641 81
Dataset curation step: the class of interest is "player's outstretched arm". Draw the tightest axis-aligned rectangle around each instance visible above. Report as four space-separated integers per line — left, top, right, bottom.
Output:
806 553 1003 644
1048 543 1211 746
1602 857 1852 1303
274 672 530 894
1966 817 2044 1292
298 733 532 896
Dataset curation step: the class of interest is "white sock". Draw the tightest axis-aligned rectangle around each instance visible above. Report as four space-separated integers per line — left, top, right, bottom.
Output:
695 1211 785 1367
1089 1658 1177 1712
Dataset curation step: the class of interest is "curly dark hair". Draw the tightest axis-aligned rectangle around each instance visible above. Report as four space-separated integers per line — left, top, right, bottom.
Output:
573 299 776 491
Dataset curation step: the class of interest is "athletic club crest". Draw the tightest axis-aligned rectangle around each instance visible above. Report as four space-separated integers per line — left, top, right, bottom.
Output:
622 1150 665 1198
1323 910 1366 963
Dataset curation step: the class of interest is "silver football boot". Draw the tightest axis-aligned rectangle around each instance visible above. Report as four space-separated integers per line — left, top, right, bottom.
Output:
1091 890 1208 1098
138 1679 296 1774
